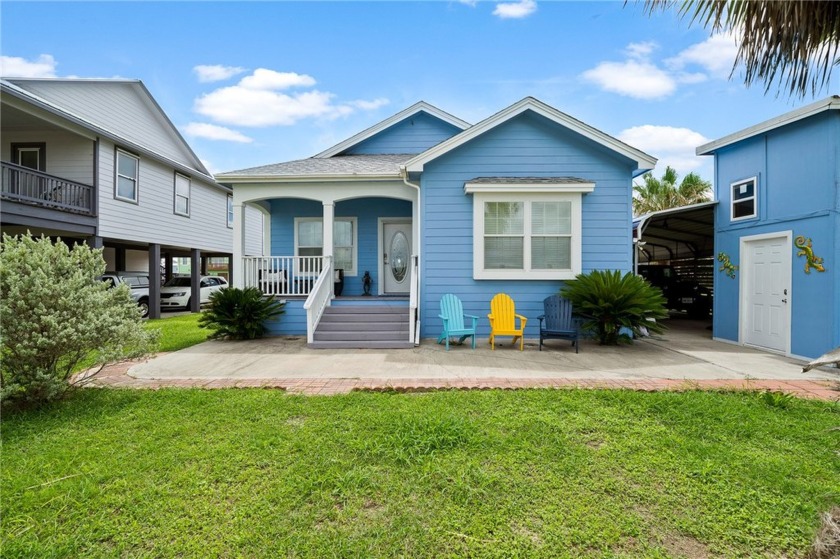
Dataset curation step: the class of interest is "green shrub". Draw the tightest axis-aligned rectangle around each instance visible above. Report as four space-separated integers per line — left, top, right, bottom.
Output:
561 269 668 345
0 234 158 407
198 287 285 340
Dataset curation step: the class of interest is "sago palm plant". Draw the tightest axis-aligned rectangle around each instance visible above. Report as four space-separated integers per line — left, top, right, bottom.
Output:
561 270 668 345
198 287 285 340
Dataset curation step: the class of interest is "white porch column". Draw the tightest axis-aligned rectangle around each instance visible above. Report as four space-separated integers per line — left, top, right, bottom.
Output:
322 202 334 260
262 210 271 256
232 203 247 288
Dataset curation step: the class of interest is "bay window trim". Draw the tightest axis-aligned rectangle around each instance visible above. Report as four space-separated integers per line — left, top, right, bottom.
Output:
471 191 583 280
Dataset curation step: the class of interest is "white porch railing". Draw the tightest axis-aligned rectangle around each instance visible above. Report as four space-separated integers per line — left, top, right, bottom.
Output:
242 256 326 296
303 257 333 344
409 255 419 345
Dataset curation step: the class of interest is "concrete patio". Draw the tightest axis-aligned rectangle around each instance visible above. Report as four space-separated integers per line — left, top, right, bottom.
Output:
90 319 840 398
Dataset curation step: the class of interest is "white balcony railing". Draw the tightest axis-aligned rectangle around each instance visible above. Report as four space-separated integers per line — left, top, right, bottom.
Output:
242 255 326 296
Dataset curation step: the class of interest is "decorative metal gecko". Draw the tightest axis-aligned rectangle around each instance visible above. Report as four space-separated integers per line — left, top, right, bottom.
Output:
794 235 825 274
717 252 738 279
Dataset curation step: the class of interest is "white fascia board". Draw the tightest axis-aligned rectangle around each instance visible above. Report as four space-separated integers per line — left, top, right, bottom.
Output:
697 95 840 155
464 182 595 194
2 80 220 187
313 101 471 158
406 97 658 173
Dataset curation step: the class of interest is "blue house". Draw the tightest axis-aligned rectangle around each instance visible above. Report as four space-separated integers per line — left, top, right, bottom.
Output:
698 96 838 359
218 98 656 347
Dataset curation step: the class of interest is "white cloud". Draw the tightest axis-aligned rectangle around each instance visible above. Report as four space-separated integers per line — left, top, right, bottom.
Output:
619 125 710 173
193 64 246 83
458 0 478 6
493 0 537 19
626 41 658 60
184 122 253 143
0 54 57 78
238 69 316 90
666 33 739 80
194 68 388 127
582 60 676 100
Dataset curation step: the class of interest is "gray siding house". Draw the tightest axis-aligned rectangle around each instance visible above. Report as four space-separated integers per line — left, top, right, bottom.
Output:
1 78 264 317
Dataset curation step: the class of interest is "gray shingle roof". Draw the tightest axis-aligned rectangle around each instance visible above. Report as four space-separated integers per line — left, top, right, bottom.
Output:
467 176 592 184
218 154 413 178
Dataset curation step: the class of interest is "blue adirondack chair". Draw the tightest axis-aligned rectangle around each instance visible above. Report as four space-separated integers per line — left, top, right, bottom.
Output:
538 294 579 352
437 294 478 350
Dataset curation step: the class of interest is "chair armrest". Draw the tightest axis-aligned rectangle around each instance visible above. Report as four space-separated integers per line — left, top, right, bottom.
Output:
438 314 450 325
465 313 479 319
487 314 494 327
466 314 478 328
515 314 528 329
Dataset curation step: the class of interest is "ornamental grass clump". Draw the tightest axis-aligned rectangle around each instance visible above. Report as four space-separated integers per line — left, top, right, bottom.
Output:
561 269 668 345
198 287 285 340
0 234 157 407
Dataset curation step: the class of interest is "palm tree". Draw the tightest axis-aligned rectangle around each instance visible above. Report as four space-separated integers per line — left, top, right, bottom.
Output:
640 1 840 98
633 166 711 216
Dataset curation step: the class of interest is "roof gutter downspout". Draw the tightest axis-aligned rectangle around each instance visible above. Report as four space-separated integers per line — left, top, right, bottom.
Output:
633 214 651 276
400 166 422 345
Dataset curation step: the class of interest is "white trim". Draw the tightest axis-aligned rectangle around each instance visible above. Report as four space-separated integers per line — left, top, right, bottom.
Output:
215 174 400 183
471 192 582 280
698 95 840 155
738 231 792 356
174 172 191 217
730 176 758 222
115 148 139 203
226 195 234 228
378 218 412 295
405 97 657 173
294 216 359 276
465 182 595 194
314 101 470 158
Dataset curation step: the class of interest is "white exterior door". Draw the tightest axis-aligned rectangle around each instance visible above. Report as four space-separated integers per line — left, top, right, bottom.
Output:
741 234 791 353
382 222 412 294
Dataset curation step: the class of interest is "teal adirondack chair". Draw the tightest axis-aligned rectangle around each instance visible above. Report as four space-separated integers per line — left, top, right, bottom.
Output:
437 294 478 350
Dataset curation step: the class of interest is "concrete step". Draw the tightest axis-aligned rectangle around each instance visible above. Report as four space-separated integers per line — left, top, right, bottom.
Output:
317 321 410 332
319 313 407 323
314 330 409 342
307 340 415 350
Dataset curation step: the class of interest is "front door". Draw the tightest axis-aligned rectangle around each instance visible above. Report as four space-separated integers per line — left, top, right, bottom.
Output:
382 221 412 295
742 234 791 353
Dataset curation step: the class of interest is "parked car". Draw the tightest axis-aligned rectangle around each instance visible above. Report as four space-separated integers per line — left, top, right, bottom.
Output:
160 275 228 309
638 264 712 318
100 271 151 318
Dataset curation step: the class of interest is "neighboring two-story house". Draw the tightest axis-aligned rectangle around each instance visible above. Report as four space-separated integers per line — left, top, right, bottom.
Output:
698 96 839 360
218 98 656 347
1 78 264 318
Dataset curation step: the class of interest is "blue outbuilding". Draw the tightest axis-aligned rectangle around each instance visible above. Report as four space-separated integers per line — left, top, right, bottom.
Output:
698 96 839 359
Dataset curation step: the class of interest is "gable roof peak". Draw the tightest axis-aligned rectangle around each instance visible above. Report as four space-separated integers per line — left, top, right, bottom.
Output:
313 100 470 159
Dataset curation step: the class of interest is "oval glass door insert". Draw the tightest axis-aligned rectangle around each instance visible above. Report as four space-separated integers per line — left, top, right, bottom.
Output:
390 231 409 283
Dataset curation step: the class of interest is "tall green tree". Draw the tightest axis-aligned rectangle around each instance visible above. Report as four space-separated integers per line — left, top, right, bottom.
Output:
633 166 711 216
641 0 840 97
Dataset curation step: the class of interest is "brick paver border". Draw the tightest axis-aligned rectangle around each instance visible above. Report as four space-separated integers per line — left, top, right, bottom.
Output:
87 360 840 400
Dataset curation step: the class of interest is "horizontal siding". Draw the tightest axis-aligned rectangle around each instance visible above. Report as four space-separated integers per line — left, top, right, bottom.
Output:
264 299 307 336
419 111 635 339
1 129 94 185
345 112 461 155
17 81 197 170
269 197 412 296
244 204 264 255
97 139 233 252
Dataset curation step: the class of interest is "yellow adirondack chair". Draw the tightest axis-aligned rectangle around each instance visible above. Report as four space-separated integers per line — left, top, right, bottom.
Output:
488 293 528 350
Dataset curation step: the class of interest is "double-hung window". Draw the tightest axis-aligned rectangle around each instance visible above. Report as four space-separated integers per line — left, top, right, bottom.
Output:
294 217 357 276
115 149 139 203
226 195 234 228
467 180 592 280
730 177 757 221
174 173 190 216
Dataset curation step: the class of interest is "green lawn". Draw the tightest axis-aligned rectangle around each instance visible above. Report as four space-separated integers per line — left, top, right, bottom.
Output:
2 389 837 558
145 312 209 352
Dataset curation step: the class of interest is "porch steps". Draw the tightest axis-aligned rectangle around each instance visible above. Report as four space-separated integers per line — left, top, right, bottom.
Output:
309 305 414 349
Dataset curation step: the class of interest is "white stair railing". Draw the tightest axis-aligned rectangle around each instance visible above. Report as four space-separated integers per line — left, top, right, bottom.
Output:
303 256 333 344
409 255 419 345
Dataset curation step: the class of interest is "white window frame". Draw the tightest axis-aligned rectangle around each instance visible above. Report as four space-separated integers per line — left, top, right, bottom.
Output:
293 217 358 276
115 149 139 203
174 173 191 217
730 176 757 222
467 182 592 280
226 195 234 228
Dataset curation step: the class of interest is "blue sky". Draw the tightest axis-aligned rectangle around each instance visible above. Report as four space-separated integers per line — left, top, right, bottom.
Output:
2 1 835 182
